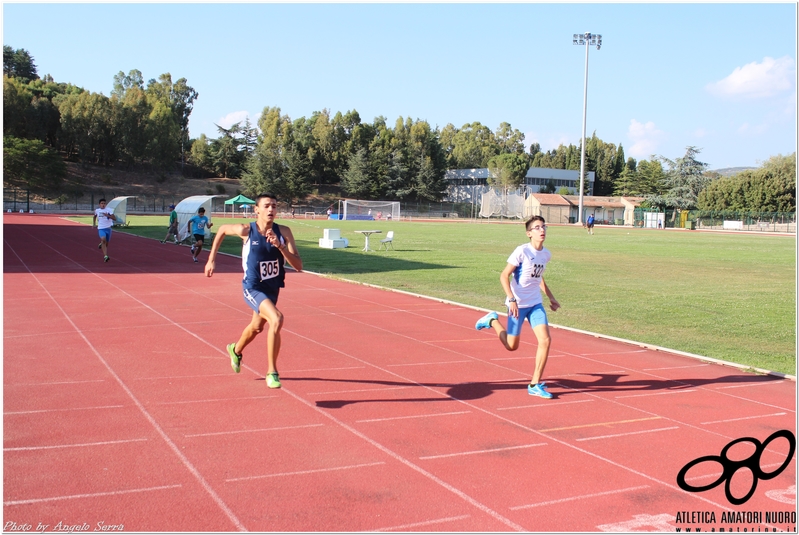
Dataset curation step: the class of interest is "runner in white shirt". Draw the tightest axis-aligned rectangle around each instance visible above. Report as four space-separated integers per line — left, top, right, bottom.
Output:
475 215 560 399
92 199 117 263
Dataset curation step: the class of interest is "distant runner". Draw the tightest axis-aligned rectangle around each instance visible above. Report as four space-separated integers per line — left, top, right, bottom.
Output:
93 198 117 263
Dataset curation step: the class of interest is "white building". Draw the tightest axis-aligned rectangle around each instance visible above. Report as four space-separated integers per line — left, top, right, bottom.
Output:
444 167 595 203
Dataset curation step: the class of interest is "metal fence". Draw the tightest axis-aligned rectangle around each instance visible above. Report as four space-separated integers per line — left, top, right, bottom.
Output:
4 189 185 214
6 188 795 234
633 208 796 233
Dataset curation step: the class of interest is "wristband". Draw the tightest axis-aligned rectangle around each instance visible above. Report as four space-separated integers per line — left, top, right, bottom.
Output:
508 297 516 303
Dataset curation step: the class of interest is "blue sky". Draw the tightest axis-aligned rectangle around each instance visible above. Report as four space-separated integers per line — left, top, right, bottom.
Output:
3 2 796 169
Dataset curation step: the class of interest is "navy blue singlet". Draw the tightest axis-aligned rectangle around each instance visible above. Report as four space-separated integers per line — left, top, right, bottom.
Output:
242 222 285 292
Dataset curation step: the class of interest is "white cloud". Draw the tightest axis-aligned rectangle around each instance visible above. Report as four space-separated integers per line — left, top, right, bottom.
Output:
216 110 251 130
693 127 709 138
627 119 665 158
706 56 796 99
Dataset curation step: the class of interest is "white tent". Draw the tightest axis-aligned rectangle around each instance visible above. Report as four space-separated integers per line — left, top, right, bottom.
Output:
106 196 135 226
175 195 224 243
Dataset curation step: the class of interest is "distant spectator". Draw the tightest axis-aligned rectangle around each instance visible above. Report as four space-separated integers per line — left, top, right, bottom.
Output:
161 204 179 244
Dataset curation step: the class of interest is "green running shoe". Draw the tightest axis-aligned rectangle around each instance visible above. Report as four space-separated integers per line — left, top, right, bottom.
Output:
227 343 241 373
266 372 281 389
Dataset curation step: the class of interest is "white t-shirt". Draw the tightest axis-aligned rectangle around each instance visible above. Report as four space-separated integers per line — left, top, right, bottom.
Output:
95 208 115 230
505 243 552 308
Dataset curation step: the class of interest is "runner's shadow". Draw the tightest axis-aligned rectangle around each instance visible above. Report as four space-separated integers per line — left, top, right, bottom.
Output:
292 372 785 408
551 372 784 394
291 376 526 408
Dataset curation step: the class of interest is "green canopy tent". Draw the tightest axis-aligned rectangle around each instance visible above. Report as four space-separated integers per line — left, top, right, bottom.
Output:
224 194 255 217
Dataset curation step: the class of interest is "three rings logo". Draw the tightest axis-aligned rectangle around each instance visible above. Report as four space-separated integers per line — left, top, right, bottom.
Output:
676 429 796 505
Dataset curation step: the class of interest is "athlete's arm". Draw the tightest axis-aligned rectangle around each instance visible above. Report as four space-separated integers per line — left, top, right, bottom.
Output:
540 277 560 311
274 225 303 272
500 263 519 318
92 212 97 227
204 223 249 277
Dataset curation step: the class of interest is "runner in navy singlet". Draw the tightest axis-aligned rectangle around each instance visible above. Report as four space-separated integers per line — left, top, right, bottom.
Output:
204 193 302 388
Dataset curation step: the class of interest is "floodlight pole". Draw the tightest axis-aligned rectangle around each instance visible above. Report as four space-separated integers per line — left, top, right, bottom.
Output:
574 32 601 225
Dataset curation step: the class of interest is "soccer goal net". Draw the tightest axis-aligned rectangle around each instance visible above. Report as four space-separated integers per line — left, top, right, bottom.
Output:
479 188 525 219
342 200 400 221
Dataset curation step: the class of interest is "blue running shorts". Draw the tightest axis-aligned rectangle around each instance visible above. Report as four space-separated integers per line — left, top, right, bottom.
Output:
243 285 279 313
506 303 548 336
98 228 112 242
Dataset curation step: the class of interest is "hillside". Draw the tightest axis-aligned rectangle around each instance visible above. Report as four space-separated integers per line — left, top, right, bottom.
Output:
4 161 340 210
710 166 757 176
59 162 244 201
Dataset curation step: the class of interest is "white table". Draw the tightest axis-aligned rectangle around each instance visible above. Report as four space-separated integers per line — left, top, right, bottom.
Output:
354 230 382 252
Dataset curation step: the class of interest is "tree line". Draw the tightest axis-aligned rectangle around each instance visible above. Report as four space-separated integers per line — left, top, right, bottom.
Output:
4 45 795 212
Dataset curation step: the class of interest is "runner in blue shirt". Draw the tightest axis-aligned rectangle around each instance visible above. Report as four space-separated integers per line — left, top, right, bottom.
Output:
187 207 213 263
204 193 302 388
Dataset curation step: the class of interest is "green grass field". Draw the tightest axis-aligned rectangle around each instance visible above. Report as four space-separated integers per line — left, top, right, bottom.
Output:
77 214 796 375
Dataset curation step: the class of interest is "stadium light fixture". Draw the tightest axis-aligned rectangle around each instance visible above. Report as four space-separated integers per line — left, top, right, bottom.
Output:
573 32 602 224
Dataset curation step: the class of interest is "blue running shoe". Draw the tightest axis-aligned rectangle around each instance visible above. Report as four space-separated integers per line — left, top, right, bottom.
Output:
475 311 498 331
528 383 553 399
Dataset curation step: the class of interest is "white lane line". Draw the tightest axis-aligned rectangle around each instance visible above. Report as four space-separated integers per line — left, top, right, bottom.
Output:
5 405 126 415
275 363 527 531
4 484 182 506
356 411 471 423
579 350 648 356
307 386 412 396
149 395 275 405
291 279 767 517
615 389 696 399
497 399 594 411
5 241 247 532
386 360 472 367
132 373 232 381
286 366 366 373
575 426 680 442
643 364 710 371
226 461 386 482
509 485 650 510
701 412 786 425
4 379 106 387
716 382 784 389
419 443 547 460
5 438 148 452
186 423 324 438
554 370 627 377
371 515 471 532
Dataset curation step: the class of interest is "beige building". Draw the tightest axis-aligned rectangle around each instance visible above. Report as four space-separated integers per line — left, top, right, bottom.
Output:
524 194 644 225
523 194 574 223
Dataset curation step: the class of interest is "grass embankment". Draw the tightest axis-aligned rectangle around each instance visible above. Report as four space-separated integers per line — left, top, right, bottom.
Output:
75 215 796 375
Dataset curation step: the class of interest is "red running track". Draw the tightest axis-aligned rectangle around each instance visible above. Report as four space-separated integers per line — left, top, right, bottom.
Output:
3 213 796 532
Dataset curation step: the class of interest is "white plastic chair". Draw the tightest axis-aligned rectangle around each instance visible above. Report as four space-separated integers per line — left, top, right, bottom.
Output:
379 230 394 250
